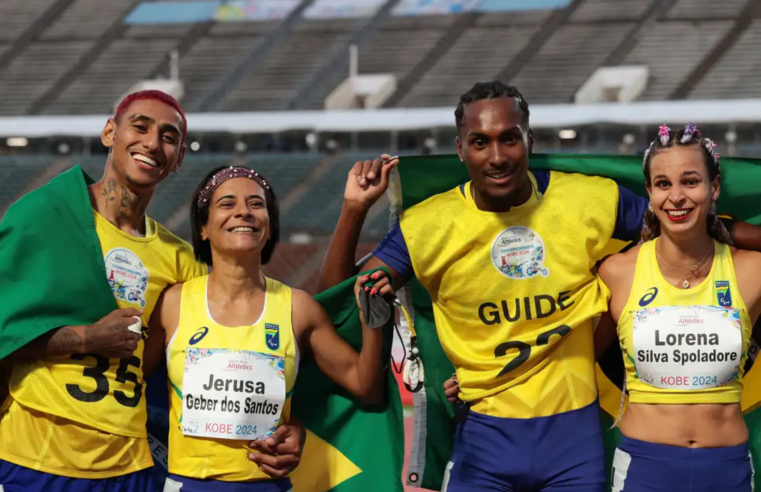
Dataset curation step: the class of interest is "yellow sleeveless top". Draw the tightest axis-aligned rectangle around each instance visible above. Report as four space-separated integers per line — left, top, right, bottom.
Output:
167 275 299 481
617 239 752 404
0 212 204 478
400 171 624 418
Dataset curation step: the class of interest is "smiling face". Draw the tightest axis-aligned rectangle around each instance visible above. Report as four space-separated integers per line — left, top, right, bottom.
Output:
647 145 720 237
201 178 270 262
101 98 185 190
456 97 531 205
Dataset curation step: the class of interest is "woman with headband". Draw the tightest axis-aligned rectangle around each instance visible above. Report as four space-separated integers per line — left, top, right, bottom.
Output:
147 165 391 492
595 124 761 491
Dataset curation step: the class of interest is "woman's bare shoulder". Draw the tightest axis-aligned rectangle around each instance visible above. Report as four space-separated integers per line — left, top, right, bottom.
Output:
599 244 641 285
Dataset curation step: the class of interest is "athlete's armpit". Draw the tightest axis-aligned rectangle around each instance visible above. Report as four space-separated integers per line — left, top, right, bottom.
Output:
597 247 639 320
149 284 183 344
594 312 617 361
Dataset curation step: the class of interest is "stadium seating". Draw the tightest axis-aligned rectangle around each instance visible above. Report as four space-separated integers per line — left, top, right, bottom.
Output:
0 0 757 114
0 156 52 211
2 0 761 288
665 0 751 19
622 20 734 101
570 0 652 21
170 21 279 111
0 0 58 42
304 14 459 110
218 18 363 112
511 23 634 104
397 12 545 107
689 19 761 100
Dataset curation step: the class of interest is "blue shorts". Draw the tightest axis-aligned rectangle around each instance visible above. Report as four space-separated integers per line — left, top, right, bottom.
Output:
0 460 156 492
163 474 292 492
445 400 606 492
612 435 753 492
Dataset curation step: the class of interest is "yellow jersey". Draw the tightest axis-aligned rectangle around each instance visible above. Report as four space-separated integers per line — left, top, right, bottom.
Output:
389 170 644 418
166 275 299 481
0 211 206 478
616 239 752 404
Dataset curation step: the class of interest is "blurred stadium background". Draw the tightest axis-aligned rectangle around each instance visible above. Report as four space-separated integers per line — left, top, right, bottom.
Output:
2 0 761 488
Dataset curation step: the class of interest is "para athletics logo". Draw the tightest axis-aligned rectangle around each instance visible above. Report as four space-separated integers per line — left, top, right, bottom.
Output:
265 323 280 350
716 281 733 307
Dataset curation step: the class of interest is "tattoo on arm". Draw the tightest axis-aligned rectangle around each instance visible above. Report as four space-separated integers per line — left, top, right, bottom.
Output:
13 327 85 359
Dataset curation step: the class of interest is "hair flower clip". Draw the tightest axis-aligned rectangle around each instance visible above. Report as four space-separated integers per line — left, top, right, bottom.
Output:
658 125 671 146
681 123 698 143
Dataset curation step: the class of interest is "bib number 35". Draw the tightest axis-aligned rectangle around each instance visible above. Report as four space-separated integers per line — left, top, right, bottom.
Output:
494 325 572 377
66 354 143 407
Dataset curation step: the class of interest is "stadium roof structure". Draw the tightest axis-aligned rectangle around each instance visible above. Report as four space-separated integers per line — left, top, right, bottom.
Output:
4 99 761 137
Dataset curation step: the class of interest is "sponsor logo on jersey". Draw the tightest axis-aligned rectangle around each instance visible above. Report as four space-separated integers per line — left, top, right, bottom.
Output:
190 327 209 345
490 226 549 279
265 323 280 350
638 287 658 307
104 247 150 308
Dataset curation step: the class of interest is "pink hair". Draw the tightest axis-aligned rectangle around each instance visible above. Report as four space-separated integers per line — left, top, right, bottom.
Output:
114 90 188 145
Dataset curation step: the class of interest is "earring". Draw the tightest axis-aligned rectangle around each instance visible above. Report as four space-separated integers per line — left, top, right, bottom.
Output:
648 202 653 212
709 202 717 216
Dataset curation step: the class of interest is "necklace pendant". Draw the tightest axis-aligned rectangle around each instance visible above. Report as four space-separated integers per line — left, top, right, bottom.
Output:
682 279 690 289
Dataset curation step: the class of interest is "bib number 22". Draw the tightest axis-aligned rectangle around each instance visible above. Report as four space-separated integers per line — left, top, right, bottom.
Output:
66 354 143 407
494 325 572 377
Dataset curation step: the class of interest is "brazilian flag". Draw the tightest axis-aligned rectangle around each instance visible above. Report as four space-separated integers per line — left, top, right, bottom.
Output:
389 153 761 490
0 166 405 492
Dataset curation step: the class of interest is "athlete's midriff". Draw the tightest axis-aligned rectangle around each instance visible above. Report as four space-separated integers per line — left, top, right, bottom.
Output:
620 402 748 448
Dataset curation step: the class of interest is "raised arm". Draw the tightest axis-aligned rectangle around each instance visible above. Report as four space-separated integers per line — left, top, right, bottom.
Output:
318 155 398 291
295 273 393 405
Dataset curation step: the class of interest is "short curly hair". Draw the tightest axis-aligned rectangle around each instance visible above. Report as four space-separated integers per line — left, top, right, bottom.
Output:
454 81 530 129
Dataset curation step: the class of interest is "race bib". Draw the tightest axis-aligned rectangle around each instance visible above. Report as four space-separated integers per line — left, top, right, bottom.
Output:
182 348 285 441
632 305 742 390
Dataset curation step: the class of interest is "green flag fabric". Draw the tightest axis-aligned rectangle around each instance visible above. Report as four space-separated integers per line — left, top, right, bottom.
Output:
0 166 119 361
290 270 405 492
0 165 404 492
388 153 761 491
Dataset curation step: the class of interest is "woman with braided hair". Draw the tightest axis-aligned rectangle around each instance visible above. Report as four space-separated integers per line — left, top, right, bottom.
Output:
595 124 761 491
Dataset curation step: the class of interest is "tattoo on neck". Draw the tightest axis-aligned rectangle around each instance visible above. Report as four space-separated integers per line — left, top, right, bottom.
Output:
119 186 141 219
102 179 117 202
